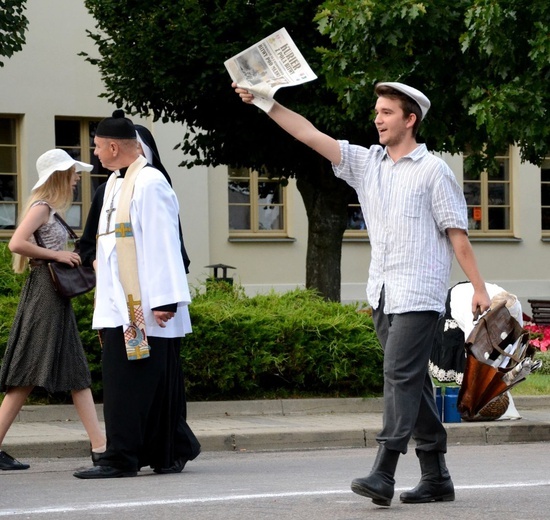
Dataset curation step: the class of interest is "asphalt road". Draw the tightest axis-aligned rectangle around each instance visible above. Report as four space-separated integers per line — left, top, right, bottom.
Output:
0 444 549 519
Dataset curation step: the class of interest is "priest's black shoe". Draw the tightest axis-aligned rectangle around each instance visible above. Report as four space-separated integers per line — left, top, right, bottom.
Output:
153 457 188 474
0 450 30 470
73 465 137 479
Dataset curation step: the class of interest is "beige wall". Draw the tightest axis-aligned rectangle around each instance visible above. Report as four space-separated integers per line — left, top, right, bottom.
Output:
1 0 548 314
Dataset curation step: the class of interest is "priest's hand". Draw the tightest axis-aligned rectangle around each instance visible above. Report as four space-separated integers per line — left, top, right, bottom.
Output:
153 310 175 328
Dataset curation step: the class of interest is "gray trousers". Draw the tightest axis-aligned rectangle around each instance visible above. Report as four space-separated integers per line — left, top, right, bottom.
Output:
372 288 448 454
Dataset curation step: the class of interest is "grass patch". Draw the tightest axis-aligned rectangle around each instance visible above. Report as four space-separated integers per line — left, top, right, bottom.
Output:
510 373 550 396
511 351 550 395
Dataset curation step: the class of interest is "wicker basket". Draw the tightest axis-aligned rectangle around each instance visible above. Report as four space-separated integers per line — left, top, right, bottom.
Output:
463 392 510 421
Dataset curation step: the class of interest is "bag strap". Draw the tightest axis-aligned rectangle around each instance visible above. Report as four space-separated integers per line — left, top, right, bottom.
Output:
33 230 46 249
53 213 79 241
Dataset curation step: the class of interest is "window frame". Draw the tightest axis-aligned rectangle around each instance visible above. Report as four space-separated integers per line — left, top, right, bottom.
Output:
344 190 368 238
0 114 20 237
464 147 514 237
541 157 550 238
55 117 107 230
228 167 288 238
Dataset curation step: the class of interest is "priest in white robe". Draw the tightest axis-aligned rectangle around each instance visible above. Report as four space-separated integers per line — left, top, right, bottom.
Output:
74 111 200 479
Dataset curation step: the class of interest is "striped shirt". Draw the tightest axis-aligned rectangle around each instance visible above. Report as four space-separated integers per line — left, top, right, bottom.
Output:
334 141 468 315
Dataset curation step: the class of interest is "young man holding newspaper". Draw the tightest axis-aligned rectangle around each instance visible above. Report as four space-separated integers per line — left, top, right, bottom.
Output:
232 80 490 507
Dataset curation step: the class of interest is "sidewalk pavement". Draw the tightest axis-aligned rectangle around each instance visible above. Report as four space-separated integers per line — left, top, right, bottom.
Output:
3 396 550 459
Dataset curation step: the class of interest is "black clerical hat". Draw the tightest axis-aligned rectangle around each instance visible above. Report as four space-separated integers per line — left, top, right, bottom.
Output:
96 109 136 139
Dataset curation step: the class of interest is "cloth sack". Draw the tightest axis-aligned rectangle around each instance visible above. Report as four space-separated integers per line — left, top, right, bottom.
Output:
458 302 536 420
466 300 528 367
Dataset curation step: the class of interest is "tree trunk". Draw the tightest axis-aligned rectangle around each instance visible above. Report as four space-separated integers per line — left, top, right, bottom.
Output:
296 158 355 302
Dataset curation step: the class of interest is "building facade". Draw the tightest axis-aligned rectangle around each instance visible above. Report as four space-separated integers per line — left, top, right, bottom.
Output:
1 1 548 312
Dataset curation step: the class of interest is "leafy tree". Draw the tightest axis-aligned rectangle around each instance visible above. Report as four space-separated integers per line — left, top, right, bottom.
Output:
83 0 549 301
83 0 373 302
0 0 28 67
316 0 550 169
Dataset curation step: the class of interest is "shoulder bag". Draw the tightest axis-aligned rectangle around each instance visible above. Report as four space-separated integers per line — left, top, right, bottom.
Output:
33 213 96 298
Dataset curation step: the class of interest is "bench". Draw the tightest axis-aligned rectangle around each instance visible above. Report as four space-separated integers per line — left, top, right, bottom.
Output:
528 299 550 325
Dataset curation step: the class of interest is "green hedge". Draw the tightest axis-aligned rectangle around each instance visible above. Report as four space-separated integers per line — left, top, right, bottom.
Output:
0 243 383 401
181 283 383 400
534 350 550 375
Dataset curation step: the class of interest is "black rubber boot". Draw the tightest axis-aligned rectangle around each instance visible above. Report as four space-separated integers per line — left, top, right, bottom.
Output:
400 450 455 503
351 446 400 506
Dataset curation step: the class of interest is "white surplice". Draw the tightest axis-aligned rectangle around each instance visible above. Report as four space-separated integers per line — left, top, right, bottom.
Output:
93 162 192 338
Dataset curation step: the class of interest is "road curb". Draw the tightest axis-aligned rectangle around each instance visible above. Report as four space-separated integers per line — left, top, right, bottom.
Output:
14 396 547 423
14 397 387 423
5 397 549 459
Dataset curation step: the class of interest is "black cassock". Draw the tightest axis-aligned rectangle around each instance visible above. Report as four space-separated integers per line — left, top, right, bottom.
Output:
99 328 200 471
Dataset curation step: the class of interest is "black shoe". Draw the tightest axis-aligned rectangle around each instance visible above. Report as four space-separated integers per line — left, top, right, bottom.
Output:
153 458 188 474
73 465 137 479
0 450 30 470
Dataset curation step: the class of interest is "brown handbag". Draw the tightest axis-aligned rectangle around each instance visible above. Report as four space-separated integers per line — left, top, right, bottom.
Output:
33 213 96 299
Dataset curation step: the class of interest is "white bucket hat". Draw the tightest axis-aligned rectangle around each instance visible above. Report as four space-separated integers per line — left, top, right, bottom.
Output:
33 149 93 191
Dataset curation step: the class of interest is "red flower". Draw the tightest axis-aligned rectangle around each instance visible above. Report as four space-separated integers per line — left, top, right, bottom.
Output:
524 322 550 352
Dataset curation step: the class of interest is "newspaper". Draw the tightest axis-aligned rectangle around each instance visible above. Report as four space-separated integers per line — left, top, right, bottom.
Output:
224 28 317 112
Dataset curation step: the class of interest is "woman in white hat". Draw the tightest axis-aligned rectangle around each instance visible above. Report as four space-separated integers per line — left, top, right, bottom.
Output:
0 149 106 470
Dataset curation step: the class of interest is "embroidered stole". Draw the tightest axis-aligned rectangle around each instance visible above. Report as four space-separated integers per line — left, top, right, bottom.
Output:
113 155 150 360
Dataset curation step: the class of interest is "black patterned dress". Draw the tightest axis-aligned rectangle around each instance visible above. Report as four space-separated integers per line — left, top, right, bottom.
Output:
429 282 468 385
0 202 92 393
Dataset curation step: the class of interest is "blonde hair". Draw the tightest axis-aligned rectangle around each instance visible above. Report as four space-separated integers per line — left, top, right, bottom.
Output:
12 167 76 273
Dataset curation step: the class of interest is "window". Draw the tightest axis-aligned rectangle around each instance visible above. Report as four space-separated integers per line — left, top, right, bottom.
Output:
0 116 19 233
541 158 550 236
463 148 512 235
55 118 110 229
345 191 367 236
228 168 287 236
